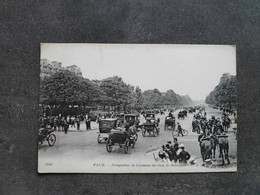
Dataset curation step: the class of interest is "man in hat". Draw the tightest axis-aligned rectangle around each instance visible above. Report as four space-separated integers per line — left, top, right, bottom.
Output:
177 122 184 137
173 137 179 152
177 143 191 164
167 140 178 162
168 111 173 119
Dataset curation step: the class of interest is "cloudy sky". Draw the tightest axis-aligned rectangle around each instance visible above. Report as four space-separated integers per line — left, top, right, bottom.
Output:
41 44 236 100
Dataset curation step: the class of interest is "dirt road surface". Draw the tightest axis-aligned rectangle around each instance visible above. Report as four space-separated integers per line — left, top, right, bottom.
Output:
38 105 237 173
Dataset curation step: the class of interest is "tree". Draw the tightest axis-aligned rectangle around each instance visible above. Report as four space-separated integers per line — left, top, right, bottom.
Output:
206 73 237 109
134 86 144 111
143 89 162 109
100 76 134 111
40 70 100 110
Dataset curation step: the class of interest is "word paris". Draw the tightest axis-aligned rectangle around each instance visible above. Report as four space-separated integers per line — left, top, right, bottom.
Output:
38 44 237 173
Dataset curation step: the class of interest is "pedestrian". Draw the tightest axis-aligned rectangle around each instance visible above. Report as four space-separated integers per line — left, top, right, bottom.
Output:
76 117 80 130
177 122 184 137
64 120 69 134
172 138 179 162
85 119 88 130
177 143 191 164
165 144 173 161
167 141 177 162
173 137 179 151
87 119 91 130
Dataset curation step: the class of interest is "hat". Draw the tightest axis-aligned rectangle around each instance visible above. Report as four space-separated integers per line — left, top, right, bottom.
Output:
179 143 185 148
167 141 171 144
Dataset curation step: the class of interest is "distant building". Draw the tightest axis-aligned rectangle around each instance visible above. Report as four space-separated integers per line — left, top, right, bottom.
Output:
40 59 82 79
50 61 62 72
40 59 63 79
66 65 82 77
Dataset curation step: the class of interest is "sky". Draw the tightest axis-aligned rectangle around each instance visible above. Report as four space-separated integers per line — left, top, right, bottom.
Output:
41 44 236 100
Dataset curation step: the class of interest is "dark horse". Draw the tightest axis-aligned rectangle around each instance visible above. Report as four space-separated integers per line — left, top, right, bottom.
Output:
218 135 230 165
199 135 218 161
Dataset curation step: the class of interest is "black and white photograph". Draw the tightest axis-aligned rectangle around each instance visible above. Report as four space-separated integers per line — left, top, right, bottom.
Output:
38 44 237 173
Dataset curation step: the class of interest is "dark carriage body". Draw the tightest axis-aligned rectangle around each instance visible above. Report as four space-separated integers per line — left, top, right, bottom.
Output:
142 121 160 137
106 128 137 153
97 118 117 143
109 129 128 144
124 114 140 127
164 116 176 130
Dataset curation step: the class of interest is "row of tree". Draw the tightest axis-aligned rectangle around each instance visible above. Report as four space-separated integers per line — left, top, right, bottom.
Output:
205 73 237 109
40 70 193 115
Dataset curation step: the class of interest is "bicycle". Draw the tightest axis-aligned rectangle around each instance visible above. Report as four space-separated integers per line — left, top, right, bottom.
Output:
172 128 188 136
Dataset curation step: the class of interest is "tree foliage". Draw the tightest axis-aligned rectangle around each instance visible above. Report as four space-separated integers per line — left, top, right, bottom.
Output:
143 89 192 109
40 70 100 107
206 73 237 109
40 72 194 114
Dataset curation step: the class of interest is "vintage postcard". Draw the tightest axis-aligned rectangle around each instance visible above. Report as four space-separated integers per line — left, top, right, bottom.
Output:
38 44 237 173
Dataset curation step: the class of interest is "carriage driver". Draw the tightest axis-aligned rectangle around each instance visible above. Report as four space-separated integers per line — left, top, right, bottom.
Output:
168 111 174 119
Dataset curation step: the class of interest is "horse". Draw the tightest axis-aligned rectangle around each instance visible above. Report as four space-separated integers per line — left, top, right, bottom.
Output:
200 139 212 161
199 135 218 161
218 136 230 165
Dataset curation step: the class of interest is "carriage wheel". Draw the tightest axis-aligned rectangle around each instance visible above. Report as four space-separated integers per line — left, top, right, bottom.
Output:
142 128 146 137
47 134 56 146
172 130 178 137
106 138 113 152
97 134 102 144
183 129 188 136
124 139 129 153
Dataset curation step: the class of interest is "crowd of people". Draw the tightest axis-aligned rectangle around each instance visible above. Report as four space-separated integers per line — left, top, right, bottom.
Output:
39 114 94 134
158 138 191 164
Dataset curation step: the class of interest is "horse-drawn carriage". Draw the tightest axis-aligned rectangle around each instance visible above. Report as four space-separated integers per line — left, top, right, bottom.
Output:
97 118 117 143
164 116 176 130
106 126 138 153
144 112 160 123
124 114 143 131
38 127 56 147
144 112 155 120
142 122 160 137
124 114 140 126
178 111 187 119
